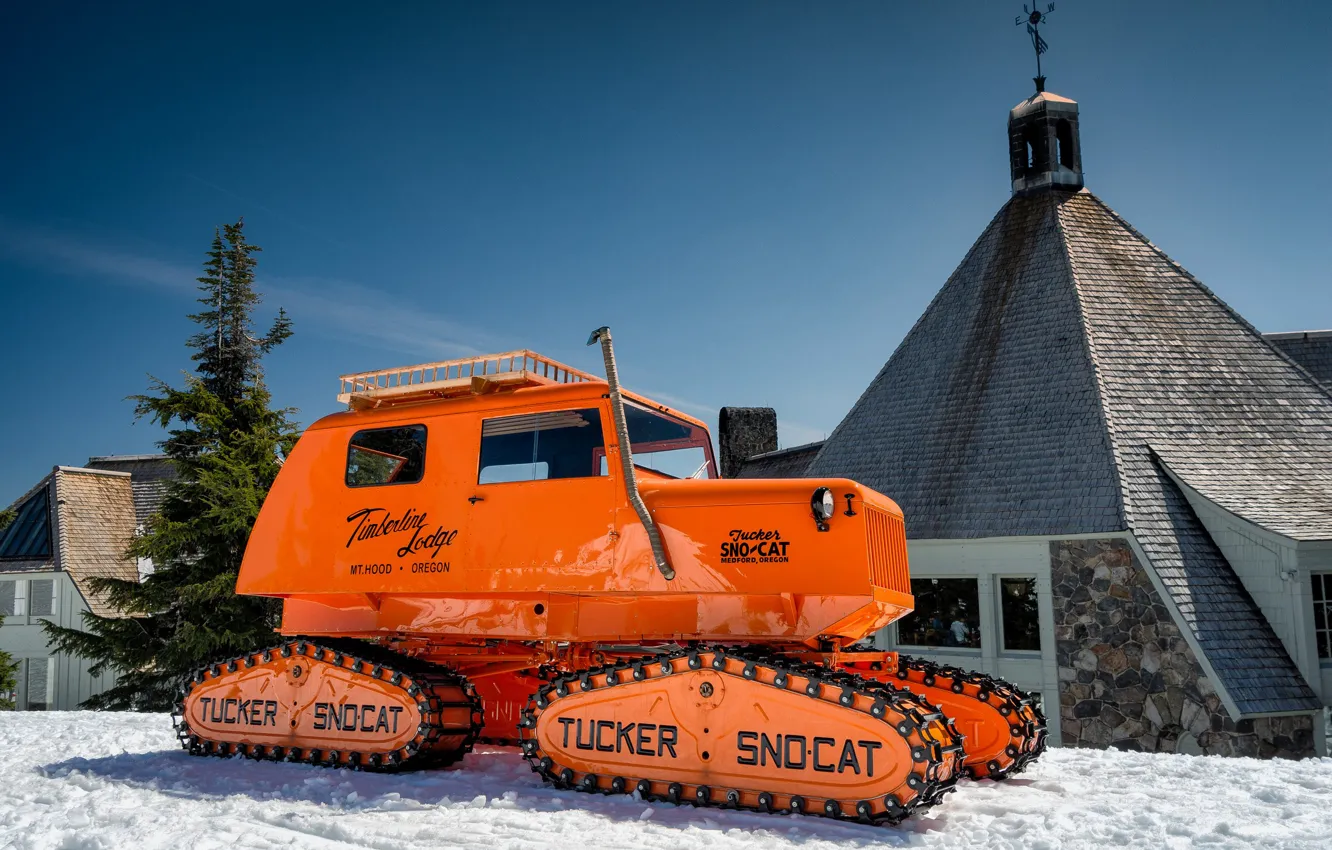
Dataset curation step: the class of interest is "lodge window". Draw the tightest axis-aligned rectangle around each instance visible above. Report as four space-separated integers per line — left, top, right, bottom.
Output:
25 657 53 711
0 578 53 622
28 579 53 618
897 578 981 649
478 408 606 484
346 425 427 487
999 577 1041 652
1314 574 1332 662
0 579 25 617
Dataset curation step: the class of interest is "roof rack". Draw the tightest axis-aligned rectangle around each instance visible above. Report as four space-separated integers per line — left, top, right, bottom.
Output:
338 350 600 410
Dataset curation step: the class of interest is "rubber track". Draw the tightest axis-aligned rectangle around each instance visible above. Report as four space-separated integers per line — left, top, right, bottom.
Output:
172 637 483 772
893 653 1048 779
518 645 966 825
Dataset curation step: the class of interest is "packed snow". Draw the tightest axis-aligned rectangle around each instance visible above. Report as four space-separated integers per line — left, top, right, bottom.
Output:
2 713 1330 850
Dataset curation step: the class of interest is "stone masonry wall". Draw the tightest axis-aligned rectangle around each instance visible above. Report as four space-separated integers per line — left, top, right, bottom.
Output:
1051 538 1314 758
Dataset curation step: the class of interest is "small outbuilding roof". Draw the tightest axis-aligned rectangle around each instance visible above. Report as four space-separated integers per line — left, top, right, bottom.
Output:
1265 330 1332 391
86 454 174 527
734 442 826 480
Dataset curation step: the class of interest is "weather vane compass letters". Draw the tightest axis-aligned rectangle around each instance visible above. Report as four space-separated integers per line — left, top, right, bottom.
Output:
1016 3 1056 92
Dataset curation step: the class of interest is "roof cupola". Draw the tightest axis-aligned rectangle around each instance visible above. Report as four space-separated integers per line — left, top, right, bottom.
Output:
1008 91 1083 196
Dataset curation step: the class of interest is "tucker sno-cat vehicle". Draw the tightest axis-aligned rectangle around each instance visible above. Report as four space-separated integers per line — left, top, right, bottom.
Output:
177 328 1046 825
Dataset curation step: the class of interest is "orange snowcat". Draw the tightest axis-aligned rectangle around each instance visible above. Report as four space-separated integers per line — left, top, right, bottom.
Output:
176 328 1046 825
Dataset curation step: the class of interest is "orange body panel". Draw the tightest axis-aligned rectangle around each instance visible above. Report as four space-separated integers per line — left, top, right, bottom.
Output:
238 381 913 648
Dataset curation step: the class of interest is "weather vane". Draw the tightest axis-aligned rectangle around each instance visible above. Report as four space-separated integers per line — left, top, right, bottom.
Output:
1015 3 1056 92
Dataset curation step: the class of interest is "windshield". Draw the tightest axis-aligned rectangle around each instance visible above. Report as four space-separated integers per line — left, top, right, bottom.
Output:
622 401 717 479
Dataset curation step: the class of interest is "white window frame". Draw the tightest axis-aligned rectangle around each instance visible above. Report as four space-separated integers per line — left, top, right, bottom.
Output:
27 577 55 621
996 574 1043 657
0 577 58 624
892 575 985 656
22 656 56 711
1313 573 1332 667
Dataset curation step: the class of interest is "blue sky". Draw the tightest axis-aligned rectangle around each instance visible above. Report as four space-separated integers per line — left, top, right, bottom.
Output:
2 1 1329 501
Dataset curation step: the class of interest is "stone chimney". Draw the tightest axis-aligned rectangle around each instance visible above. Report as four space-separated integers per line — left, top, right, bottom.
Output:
718 407 777 479
1009 91 1083 196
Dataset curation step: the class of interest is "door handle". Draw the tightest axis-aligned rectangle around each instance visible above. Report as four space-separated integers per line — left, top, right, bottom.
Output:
468 496 485 504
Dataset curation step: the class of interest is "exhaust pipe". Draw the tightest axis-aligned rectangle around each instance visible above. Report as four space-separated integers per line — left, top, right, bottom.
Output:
587 326 675 581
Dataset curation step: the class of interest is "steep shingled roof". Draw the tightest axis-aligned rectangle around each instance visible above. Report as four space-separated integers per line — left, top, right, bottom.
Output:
808 188 1328 715
810 194 1124 538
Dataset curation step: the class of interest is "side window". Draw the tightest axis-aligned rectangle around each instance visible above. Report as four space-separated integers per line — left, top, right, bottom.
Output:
346 425 427 487
479 408 606 484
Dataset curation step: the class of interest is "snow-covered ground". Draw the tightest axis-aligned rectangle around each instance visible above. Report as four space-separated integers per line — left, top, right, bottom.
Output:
2 713 1330 850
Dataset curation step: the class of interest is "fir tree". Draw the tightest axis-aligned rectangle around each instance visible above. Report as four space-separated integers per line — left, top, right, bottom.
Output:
0 510 18 709
44 219 297 710
0 616 15 710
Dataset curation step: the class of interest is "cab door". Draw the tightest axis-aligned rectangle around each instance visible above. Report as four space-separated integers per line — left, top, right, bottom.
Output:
463 403 617 593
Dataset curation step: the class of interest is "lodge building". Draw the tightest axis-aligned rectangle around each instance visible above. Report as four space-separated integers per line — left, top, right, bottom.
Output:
724 88 1332 758
0 455 172 710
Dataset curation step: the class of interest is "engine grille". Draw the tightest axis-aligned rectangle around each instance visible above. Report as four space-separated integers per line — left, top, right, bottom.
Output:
865 505 910 594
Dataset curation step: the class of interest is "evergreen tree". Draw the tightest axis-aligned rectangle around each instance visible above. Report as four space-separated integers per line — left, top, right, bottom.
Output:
0 510 18 709
0 616 15 710
44 219 297 710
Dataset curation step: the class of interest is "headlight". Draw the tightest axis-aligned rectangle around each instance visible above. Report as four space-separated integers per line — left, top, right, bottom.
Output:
811 487 835 530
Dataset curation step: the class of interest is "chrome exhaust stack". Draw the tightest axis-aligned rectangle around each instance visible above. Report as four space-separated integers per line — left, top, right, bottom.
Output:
587 326 675 581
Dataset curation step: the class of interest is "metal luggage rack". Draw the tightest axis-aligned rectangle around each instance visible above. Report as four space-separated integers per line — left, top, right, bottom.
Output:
338 350 598 409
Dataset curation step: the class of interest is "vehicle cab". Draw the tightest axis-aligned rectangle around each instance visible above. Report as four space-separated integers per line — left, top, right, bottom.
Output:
238 350 913 645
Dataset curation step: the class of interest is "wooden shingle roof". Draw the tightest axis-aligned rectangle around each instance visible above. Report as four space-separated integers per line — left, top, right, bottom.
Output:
808 188 1327 716
53 467 139 617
